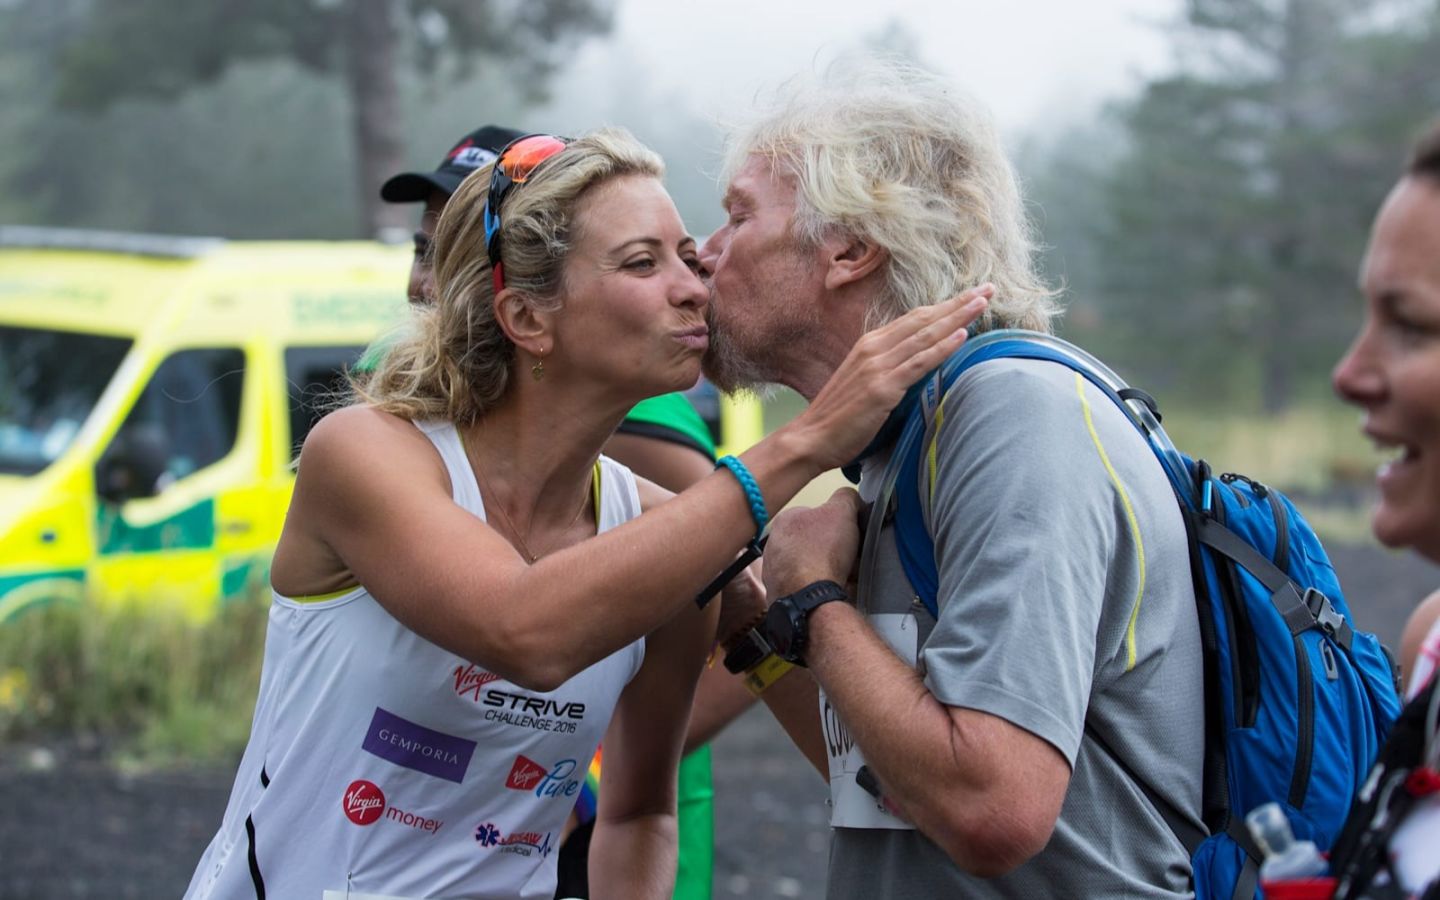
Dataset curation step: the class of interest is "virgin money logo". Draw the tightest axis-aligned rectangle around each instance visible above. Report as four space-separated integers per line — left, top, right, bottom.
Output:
453 664 502 702
504 755 581 800
343 780 385 826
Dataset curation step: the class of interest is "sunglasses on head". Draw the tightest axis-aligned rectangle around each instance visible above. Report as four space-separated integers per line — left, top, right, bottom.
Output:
483 134 571 292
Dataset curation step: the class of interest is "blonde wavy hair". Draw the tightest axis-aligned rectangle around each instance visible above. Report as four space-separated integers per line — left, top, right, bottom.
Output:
352 128 665 423
722 57 1059 333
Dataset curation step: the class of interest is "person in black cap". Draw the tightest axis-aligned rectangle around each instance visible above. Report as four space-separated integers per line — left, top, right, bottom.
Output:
381 124 526 304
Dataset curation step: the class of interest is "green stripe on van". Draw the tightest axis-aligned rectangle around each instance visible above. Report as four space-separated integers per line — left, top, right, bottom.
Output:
0 569 85 621
221 556 271 601
96 499 215 555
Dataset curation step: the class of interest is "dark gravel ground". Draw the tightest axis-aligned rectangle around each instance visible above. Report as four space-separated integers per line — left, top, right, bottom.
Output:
2 541 1436 900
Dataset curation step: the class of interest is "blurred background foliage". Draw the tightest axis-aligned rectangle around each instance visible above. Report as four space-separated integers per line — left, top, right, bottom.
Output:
1025 0 1440 413
0 592 269 763
0 0 1437 412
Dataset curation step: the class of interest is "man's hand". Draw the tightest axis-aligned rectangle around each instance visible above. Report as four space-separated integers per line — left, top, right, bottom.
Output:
762 488 864 598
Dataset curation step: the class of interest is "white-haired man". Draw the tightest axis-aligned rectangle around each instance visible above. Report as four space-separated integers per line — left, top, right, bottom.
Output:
702 60 1205 897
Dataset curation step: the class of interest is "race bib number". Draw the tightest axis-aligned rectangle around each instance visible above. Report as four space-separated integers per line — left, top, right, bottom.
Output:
823 612 918 830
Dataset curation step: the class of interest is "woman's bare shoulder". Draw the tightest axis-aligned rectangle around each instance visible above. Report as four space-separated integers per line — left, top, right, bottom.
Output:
305 404 418 448
296 406 449 494
1401 587 1440 692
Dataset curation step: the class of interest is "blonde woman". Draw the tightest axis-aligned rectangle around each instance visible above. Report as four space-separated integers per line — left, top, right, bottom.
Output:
184 128 989 900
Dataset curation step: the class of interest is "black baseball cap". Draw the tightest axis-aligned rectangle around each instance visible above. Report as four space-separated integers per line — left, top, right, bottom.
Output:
380 124 527 203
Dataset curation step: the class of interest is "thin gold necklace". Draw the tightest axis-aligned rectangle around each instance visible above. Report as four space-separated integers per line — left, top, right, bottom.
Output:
467 436 592 563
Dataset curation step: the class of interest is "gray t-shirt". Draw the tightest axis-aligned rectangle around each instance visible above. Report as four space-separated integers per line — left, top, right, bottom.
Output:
825 358 1204 899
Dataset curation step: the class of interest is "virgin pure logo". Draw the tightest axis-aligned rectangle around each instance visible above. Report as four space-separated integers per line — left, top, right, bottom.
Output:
343 780 386 826
505 755 581 799
453 664 502 702
506 755 548 791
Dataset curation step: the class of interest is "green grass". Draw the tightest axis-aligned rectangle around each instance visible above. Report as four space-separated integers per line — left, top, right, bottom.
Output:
1160 402 1376 494
0 593 268 766
766 387 1377 486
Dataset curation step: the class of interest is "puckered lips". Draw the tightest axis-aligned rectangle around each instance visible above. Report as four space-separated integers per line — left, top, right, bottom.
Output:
672 324 710 352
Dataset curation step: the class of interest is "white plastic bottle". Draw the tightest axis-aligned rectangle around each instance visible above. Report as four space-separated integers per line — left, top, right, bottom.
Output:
1245 802 1329 879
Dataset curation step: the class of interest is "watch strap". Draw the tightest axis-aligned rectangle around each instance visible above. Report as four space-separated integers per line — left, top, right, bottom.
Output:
766 579 850 665
786 579 850 615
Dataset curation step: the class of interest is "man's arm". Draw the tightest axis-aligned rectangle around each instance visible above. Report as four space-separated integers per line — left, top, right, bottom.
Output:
761 490 1071 877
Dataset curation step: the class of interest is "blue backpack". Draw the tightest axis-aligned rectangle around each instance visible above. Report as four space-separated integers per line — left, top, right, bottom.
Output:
876 329 1403 899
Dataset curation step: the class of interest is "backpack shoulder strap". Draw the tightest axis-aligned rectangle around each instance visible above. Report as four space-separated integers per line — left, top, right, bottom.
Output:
885 329 1184 620
891 367 951 620
878 330 1213 864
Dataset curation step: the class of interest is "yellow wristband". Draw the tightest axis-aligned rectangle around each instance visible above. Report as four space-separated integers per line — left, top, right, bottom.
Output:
742 653 795 697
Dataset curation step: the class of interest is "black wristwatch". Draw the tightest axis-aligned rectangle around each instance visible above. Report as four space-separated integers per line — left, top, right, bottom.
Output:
761 580 850 666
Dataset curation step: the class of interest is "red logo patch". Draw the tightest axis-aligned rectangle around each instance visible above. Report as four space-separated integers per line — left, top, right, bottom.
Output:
505 755 547 791
343 779 386 825
446 138 476 161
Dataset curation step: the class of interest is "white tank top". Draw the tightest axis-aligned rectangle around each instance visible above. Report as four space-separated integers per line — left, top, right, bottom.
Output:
185 420 645 900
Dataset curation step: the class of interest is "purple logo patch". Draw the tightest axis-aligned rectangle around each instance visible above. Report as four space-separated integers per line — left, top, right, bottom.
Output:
362 707 476 783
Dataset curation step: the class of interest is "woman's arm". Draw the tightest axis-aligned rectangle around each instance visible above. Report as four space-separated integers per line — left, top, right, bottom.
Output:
285 290 989 690
586 572 713 899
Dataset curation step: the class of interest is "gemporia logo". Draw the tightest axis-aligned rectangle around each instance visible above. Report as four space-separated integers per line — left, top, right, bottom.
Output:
361 707 477 784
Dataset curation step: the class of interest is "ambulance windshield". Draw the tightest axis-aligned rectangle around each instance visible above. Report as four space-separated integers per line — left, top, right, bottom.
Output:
0 325 132 475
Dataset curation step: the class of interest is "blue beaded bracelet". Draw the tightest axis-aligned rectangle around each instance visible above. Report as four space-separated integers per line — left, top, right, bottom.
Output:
716 454 768 539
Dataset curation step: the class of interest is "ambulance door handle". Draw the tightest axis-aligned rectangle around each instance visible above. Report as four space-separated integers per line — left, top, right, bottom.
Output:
221 519 253 535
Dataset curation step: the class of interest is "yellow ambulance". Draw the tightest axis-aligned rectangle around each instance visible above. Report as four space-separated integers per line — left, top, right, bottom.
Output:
0 227 763 622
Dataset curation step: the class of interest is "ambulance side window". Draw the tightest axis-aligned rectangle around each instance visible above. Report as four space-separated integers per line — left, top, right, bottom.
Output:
285 345 366 458
98 348 245 500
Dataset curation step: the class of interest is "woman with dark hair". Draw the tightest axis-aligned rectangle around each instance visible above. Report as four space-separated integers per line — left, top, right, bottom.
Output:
1329 117 1440 899
183 127 990 899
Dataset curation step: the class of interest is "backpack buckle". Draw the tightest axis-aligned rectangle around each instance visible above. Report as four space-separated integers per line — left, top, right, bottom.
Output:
1303 588 1347 640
